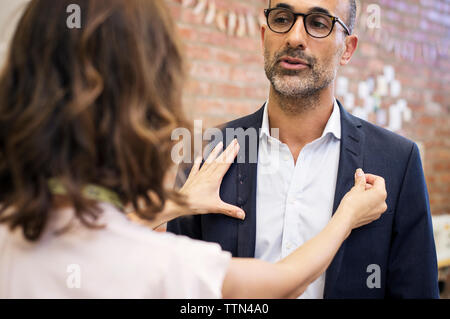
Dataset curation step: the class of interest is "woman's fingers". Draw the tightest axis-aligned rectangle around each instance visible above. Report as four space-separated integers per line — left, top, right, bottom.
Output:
358 174 384 192
364 174 378 185
368 175 387 200
354 169 366 189
187 156 203 180
366 174 388 216
202 141 224 171
371 175 386 189
215 201 246 220
214 139 240 177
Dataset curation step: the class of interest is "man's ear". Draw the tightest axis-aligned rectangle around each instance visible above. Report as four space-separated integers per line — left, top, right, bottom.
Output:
261 24 267 55
340 35 358 65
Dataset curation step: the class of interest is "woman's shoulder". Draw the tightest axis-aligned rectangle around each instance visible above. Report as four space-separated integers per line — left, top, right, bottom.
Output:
101 204 232 298
101 203 228 257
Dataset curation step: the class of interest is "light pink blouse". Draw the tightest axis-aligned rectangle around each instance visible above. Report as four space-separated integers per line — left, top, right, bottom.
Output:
0 203 231 299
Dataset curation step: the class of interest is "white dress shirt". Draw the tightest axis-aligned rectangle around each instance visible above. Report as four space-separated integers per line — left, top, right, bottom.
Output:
0 203 231 299
255 99 341 299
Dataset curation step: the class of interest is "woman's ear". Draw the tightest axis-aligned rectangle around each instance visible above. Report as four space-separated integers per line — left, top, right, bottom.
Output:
340 35 358 66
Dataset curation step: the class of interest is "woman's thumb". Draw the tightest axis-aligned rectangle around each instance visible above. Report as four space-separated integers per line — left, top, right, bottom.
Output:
354 168 366 189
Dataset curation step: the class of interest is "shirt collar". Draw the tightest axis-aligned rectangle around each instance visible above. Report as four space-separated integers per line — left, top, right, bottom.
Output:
259 101 271 139
259 99 341 141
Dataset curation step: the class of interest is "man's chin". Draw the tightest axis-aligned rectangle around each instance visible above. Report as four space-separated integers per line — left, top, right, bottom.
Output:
273 86 307 98
276 68 309 77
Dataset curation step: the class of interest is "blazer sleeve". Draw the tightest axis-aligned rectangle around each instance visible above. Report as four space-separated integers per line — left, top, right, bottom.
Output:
386 143 440 298
166 164 203 240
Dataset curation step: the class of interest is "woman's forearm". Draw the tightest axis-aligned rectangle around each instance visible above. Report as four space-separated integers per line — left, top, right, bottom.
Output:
222 208 353 299
127 200 185 230
276 209 352 298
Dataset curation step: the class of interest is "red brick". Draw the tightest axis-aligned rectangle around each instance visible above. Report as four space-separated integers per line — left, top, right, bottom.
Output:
166 0 450 217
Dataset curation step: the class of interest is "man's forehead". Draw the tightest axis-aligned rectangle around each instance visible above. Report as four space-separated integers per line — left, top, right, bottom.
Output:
270 0 348 17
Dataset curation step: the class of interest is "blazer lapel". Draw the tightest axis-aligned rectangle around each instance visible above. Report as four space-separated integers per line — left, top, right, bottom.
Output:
233 106 265 258
324 101 365 297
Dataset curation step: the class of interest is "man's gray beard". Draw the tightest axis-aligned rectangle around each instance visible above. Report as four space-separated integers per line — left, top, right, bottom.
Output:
264 59 336 112
266 65 334 96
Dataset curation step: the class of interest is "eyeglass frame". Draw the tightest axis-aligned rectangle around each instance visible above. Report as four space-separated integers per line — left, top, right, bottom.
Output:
264 7 351 38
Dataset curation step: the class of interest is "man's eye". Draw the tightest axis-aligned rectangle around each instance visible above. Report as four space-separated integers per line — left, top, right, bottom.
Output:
310 20 327 28
274 17 289 24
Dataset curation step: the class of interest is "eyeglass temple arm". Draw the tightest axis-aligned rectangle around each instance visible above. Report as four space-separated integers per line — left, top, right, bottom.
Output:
335 17 351 35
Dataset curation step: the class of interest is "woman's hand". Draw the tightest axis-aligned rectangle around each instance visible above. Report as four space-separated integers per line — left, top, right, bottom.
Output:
127 140 244 230
179 139 246 220
336 169 388 230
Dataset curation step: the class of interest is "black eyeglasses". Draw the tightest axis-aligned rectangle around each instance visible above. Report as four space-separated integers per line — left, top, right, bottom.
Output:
264 8 351 38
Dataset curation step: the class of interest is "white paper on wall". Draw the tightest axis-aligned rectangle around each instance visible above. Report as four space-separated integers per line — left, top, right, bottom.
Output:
383 65 395 83
204 0 216 25
216 10 227 32
358 82 370 99
228 11 237 36
377 76 389 97
391 80 402 97
246 12 257 37
236 14 247 37
397 99 408 111
336 77 349 96
344 93 355 110
389 104 403 131
366 77 375 93
364 96 375 112
181 0 195 7
432 214 450 268
353 107 368 121
193 0 207 15
403 107 412 122
376 109 387 126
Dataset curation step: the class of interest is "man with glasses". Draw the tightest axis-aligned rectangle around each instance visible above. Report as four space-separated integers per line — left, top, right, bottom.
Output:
169 0 439 299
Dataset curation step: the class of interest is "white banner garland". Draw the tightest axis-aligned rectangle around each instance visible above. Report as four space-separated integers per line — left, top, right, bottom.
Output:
178 0 265 38
177 0 449 64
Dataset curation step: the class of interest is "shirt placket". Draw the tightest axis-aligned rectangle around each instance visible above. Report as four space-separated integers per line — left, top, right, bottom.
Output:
280 143 300 259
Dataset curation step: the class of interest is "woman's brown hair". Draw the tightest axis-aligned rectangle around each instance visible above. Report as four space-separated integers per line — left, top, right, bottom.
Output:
0 0 189 241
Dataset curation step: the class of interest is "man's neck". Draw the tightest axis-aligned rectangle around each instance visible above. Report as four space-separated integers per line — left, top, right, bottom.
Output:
267 85 336 162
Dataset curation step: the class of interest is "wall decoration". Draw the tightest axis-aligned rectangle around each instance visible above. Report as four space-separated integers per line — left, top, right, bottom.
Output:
357 2 449 66
433 214 450 269
336 65 413 133
176 0 264 38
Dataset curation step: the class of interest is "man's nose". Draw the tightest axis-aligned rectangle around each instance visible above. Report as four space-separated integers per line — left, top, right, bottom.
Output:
285 17 308 49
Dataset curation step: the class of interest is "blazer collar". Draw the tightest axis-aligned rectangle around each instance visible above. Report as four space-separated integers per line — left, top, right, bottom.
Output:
233 100 366 265
324 100 365 297
234 105 264 258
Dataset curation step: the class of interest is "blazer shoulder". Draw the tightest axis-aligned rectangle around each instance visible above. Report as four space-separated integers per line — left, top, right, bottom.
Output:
354 114 416 156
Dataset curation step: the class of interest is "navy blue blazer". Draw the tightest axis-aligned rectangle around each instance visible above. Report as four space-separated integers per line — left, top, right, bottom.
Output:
168 101 439 299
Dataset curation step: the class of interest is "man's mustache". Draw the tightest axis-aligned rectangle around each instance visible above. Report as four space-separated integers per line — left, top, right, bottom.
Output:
274 49 316 67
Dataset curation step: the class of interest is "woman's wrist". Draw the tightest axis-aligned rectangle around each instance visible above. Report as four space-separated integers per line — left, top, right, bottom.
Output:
127 199 185 230
330 206 354 240
163 199 186 220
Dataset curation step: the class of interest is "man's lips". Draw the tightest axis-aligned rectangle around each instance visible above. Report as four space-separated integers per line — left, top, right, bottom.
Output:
278 56 310 70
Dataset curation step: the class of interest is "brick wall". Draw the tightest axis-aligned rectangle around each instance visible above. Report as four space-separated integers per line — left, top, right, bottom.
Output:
166 0 450 217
